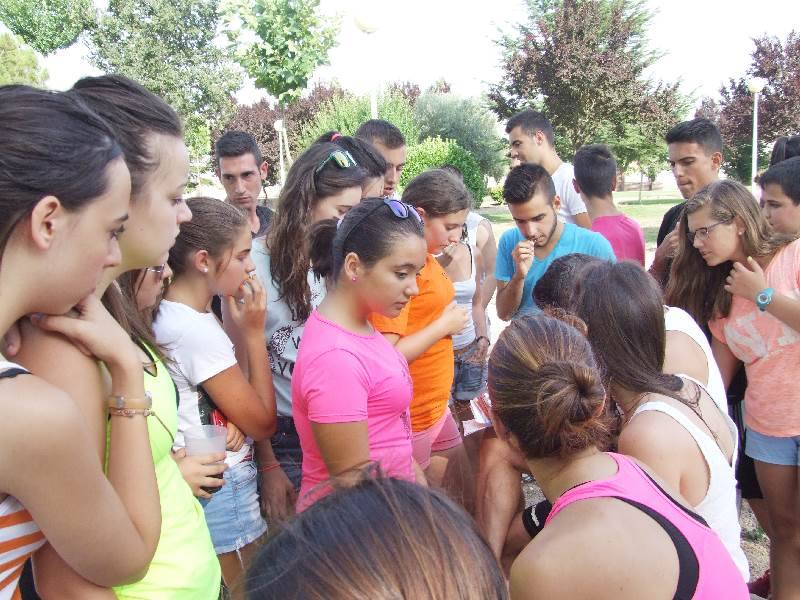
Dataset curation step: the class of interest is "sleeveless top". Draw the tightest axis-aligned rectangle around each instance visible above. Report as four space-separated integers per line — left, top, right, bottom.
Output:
107 348 220 599
545 452 748 600
0 362 46 600
451 212 484 349
664 306 728 414
632 376 749 581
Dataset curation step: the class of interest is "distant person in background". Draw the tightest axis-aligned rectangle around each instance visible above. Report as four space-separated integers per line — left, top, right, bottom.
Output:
355 119 407 198
505 110 591 228
760 156 800 235
215 131 273 238
650 118 722 286
572 144 645 265
769 134 800 167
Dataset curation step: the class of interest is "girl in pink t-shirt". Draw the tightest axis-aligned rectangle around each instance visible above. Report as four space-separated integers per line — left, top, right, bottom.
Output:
666 180 800 596
292 198 429 511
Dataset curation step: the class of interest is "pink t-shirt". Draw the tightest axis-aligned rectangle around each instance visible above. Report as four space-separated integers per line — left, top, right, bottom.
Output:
292 310 414 511
591 214 645 265
709 239 800 436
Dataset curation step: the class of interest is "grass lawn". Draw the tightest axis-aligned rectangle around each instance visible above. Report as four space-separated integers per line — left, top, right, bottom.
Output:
479 191 683 252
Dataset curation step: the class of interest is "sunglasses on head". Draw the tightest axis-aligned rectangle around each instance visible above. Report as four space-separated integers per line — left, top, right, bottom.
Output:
337 198 423 241
315 149 358 174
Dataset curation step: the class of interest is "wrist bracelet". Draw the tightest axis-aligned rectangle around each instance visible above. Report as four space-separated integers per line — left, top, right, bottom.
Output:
258 463 282 474
109 407 154 418
476 336 490 345
108 391 153 411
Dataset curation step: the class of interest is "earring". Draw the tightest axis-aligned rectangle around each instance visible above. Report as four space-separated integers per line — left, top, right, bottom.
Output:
351 276 357 282
202 267 209 273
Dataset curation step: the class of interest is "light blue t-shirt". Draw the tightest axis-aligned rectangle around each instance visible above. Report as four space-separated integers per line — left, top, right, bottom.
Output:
495 222 616 319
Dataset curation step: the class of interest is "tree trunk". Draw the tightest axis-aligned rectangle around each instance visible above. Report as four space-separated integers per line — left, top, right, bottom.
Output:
617 168 626 191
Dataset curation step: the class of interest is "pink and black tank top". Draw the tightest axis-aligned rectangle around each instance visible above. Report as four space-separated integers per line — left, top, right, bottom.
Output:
544 452 748 599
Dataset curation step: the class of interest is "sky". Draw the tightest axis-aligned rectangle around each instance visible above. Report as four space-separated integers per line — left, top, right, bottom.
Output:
13 0 800 110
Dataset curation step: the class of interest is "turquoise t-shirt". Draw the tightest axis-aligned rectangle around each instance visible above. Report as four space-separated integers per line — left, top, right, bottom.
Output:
495 222 616 318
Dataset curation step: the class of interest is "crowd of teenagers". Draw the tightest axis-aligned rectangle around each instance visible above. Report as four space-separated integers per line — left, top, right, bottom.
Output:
1 74 799 600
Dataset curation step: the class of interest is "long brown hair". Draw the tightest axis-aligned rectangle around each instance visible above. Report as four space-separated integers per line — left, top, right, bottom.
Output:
489 315 614 460
266 142 367 322
665 179 796 323
70 75 184 361
246 472 507 600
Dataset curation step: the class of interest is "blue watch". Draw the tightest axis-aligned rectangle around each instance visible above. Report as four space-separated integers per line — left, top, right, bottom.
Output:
756 287 774 312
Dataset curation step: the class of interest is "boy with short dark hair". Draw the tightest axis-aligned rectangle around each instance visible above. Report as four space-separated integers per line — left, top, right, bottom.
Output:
573 144 645 265
760 156 800 235
355 119 407 197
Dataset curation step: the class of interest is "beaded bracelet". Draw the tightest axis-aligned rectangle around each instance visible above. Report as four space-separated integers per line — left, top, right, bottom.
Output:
108 407 154 418
258 463 282 474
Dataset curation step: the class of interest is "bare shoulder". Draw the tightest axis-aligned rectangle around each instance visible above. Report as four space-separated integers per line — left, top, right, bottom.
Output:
0 375 85 466
477 218 494 244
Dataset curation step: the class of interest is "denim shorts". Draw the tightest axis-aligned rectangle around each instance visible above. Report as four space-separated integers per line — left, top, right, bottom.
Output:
199 459 267 554
745 427 800 466
271 416 303 490
451 339 488 402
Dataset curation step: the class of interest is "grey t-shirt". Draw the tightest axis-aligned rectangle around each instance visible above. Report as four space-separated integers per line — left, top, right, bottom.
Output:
252 239 326 416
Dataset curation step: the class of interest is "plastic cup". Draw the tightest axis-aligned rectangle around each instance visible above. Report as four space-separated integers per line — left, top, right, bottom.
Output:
184 424 227 456
184 425 227 495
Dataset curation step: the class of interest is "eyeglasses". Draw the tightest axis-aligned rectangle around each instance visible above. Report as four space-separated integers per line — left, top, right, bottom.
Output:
315 150 358 174
145 264 168 281
687 218 733 244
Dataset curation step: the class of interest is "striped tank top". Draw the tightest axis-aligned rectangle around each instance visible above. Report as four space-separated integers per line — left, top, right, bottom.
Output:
0 362 46 600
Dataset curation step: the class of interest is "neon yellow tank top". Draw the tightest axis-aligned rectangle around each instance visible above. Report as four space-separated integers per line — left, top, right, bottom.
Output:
108 347 220 599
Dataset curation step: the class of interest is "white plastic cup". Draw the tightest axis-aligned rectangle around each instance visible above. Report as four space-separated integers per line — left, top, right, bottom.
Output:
184 424 227 456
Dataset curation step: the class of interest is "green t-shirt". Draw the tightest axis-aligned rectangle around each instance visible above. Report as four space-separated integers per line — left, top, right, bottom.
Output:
108 348 220 599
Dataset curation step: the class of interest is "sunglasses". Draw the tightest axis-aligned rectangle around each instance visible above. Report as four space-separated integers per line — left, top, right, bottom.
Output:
315 150 358 174
337 198 423 242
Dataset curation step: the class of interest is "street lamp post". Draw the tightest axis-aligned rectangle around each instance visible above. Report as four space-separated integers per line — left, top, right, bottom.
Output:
747 77 767 193
354 12 380 118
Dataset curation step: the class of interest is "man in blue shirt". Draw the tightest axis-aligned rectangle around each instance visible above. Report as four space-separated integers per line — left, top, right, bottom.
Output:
495 163 616 320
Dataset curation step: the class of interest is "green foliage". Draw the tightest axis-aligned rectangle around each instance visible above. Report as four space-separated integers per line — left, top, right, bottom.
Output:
414 92 506 179
488 184 505 204
215 84 343 184
89 0 242 168
0 0 93 55
222 0 338 105
400 138 486 207
0 32 47 86
296 92 420 154
704 32 800 182
489 0 686 160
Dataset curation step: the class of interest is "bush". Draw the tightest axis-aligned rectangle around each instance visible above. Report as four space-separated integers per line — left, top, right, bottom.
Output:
400 137 486 208
488 184 504 205
296 91 419 152
414 93 506 180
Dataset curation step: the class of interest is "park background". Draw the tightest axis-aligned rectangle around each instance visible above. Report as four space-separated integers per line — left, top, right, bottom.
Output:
3 0 799 583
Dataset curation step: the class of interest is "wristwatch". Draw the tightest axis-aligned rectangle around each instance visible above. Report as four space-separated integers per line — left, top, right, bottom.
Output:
755 287 774 312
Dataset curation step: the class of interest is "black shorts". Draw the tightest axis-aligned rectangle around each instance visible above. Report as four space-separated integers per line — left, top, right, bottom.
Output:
729 368 763 500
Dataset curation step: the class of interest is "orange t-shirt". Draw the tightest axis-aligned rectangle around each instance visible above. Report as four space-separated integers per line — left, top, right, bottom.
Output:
370 254 455 432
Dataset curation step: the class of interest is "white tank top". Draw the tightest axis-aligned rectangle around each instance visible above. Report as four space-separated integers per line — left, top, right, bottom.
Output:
664 306 728 414
633 375 749 581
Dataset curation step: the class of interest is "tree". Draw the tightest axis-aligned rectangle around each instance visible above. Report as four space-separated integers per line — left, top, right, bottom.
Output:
0 32 48 86
296 92 420 153
222 0 338 105
489 0 685 159
702 32 800 182
0 0 93 55
214 83 343 184
89 0 242 164
414 92 506 179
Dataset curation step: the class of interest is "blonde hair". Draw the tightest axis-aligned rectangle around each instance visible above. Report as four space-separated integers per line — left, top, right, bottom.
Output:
665 180 796 322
